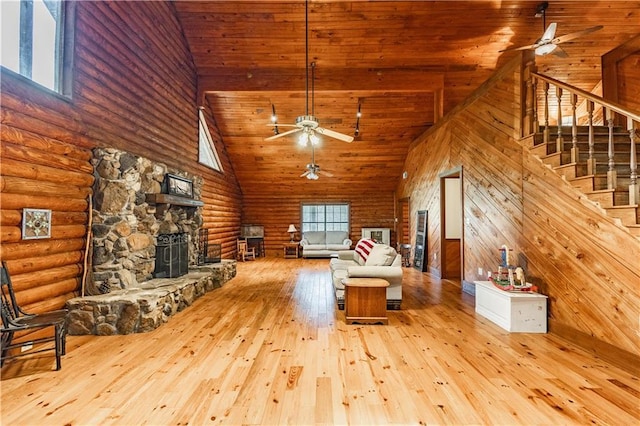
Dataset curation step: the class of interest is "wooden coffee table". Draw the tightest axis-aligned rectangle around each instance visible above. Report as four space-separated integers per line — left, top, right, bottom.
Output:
342 277 390 325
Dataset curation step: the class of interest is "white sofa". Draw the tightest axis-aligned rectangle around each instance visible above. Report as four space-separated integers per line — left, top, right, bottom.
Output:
329 239 403 310
300 231 352 258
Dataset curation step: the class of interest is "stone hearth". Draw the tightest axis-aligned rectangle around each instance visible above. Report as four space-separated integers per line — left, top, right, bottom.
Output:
66 262 236 335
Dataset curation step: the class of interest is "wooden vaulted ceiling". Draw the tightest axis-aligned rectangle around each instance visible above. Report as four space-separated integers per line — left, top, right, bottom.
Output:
173 1 640 197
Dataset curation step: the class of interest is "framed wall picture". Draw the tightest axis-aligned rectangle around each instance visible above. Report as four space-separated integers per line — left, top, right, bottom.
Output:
163 173 193 198
22 208 52 239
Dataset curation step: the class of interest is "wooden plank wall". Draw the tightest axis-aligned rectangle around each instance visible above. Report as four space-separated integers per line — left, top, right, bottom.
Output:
397 54 640 364
241 192 396 257
617 51 640 112
602 34 640 114
0 1 242 313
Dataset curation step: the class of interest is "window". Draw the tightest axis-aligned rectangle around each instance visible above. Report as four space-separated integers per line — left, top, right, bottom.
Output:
301 203 349 232
198 108 223 172
1 0 71 93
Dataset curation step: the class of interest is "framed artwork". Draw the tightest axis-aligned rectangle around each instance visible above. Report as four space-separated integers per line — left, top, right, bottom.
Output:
22 208 52 239
163 174 193 198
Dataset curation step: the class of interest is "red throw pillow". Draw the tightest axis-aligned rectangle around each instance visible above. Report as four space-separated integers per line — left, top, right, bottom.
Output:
354 238 376 262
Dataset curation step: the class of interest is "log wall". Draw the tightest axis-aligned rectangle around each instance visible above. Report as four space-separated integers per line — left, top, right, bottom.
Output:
397 54 640 366
0 1 241 313
242 192 396 257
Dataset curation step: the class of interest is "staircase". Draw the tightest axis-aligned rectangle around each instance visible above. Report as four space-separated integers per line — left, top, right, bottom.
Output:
528 125 640 238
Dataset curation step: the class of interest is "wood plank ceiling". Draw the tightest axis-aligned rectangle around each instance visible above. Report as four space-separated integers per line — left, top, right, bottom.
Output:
173 1 640 197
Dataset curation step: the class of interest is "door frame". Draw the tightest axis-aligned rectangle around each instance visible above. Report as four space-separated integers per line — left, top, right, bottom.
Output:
439 166 464 280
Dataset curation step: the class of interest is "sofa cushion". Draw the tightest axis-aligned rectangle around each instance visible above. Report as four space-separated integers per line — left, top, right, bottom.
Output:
325 231 348 245
326 243 348 251
354 238 376 264
365 244 397 266
304 244 327 251
304 231 326 245
329 257 357 272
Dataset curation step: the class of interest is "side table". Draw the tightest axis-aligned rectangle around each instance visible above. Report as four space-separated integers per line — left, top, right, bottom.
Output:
343 277 390 325
283 242 300 259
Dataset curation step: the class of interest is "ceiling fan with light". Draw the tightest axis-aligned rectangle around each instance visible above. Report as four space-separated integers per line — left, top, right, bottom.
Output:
300 145 333 180
500 2 602 58
265 0 354 145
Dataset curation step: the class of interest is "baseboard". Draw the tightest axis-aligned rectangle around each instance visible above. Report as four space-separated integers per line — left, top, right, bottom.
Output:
549 319 640 376
461 280 476 296
429 266 441 278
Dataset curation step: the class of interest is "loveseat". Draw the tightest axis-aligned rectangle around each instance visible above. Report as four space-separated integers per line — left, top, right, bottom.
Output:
300 231 352 258
329 238 402 310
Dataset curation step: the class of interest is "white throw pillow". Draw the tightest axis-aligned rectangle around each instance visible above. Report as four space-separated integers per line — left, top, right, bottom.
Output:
365 244 397 266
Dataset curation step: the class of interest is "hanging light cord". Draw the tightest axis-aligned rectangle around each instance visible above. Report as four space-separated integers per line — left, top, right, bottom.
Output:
305 0 309 116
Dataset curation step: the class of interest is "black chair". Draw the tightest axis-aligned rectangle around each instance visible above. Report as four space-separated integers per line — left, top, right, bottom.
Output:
1 261 68 370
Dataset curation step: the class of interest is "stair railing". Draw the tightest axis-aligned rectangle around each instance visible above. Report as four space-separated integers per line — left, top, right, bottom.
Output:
525 71 640 206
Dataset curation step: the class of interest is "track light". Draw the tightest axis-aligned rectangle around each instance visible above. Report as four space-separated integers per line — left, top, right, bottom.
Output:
354 102 361 138
271 104 279 135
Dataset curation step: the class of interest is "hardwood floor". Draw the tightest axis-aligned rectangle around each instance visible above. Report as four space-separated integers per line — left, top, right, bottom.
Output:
2 258 638 425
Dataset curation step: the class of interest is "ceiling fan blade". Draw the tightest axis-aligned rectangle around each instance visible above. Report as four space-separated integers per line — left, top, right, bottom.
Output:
315 127 354 143
552 25 603 45
551 45 569 58
499 43 539 53
318 170 334 177
300 170 310 177
540 22 557 42
264 128 301 141
265 123 297 127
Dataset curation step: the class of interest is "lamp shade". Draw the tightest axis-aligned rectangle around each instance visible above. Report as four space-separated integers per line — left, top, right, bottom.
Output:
287 224 297 233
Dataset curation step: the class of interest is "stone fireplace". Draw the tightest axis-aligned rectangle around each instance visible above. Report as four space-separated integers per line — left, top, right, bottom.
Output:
89 148 204 295
65 147 236 335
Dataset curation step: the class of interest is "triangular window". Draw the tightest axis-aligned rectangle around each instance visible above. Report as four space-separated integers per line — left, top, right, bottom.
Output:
198 108 223 172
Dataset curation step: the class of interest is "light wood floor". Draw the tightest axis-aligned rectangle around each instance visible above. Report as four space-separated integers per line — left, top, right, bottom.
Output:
2 258 638 425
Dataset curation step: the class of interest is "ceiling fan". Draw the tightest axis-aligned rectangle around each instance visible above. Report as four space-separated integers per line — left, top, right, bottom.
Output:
500 2 602 57
265 0 354 145
300 145 333 180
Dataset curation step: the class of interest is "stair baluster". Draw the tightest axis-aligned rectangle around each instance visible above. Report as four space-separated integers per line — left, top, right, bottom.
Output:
570 93 578 163
556 86 563 153
587 101 595 175
543 81 550 145
629 117 639 205
607 108 617 190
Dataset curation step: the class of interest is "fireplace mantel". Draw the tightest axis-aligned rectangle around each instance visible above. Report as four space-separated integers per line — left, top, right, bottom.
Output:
146 193 204 218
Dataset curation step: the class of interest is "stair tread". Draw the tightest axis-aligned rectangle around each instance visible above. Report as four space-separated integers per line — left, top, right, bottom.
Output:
586 188 616 195
604 204 639 210
553 162 580 169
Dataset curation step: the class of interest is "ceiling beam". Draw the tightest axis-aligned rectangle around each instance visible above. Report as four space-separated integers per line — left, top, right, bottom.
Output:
197 67 444 99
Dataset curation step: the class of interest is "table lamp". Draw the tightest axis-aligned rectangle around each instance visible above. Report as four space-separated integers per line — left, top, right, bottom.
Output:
287 224 297 242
